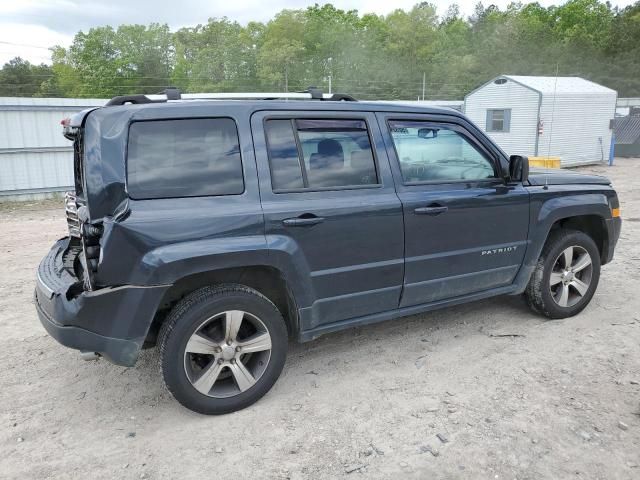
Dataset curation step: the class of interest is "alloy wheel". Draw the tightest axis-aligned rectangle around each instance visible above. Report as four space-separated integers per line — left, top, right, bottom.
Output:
549 245 593 308
183 310 272 398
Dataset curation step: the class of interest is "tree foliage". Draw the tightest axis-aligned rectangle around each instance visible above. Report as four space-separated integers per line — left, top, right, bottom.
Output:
0 57 53 96
2 1 640 99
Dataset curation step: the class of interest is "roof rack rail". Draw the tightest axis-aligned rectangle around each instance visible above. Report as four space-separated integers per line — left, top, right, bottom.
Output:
105 87 356 106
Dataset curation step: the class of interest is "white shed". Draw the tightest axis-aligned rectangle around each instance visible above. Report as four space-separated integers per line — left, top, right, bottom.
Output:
0 97 106 198
464 75 617 166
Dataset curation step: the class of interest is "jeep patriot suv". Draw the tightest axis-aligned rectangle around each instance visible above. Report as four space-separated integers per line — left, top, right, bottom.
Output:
35 88 621 414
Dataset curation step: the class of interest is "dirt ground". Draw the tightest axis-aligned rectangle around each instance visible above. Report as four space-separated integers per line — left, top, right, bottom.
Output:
1 159 639 480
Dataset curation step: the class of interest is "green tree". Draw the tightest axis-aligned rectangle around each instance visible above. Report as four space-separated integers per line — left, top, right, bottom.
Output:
605 1 640 95
257 10 306 90
173 18 260 92
0 57 53 96
48 24 173 97
6 1 640 99
257 39 305 91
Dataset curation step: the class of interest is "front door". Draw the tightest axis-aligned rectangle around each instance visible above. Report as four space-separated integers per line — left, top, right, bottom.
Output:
377 114 530 307
252 111 404 330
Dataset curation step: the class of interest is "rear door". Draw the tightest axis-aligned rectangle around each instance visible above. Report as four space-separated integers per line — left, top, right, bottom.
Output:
377 113 530 307
251 110 404 331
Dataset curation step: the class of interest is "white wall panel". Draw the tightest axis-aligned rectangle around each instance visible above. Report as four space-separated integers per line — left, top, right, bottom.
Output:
464 80 539 156
0 97 105 195
0 150 74 192
538 92 616 166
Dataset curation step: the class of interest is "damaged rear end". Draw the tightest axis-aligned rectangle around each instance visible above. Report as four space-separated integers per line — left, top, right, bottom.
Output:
34 107 168 366
57 108 109 294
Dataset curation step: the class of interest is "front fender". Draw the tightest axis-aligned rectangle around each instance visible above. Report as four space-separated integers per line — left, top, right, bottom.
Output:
512 189 612 292
536 193 610 228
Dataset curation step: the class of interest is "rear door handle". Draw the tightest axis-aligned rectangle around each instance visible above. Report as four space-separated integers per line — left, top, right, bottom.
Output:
414 206 448 216
282 216 325 227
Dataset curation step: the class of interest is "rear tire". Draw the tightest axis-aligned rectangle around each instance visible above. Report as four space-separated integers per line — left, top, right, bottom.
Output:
158 284 288 414
525 229 600 319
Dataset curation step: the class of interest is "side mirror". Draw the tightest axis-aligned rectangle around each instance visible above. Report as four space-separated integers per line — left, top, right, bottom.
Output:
508 155 529 182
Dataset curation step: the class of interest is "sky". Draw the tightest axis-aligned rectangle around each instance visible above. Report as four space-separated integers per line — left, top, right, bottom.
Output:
0 0 636 65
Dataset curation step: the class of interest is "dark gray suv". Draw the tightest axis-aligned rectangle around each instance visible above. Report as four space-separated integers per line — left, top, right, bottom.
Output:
35 89 621 414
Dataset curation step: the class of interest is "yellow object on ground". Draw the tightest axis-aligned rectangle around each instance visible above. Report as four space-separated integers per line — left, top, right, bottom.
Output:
529 156 561 169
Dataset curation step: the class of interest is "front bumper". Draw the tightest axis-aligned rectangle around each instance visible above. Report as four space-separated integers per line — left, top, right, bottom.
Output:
603 216 621 264
34 238 169 366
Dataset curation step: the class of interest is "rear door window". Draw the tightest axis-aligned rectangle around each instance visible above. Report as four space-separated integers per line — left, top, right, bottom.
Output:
265 118 378 191
127 118 244 199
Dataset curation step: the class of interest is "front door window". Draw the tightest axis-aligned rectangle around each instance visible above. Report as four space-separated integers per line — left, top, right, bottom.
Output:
389 121 496 183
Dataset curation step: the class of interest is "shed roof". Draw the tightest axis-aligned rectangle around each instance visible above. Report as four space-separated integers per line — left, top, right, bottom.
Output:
373 100 463 108
503 76 616 95
614 115 640 145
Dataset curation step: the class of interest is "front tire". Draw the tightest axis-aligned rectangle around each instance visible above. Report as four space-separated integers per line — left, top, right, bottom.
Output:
525 229 601 319
158 285 288 414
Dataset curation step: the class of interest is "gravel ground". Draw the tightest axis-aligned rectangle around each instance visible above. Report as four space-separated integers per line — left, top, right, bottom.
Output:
1 159 639 479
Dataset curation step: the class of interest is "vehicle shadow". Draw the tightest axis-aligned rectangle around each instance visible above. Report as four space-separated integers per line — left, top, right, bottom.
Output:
80 293 540 415
285 293 538 364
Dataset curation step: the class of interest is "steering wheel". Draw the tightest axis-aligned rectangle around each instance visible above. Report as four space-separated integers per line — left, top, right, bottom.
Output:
403 161 428 182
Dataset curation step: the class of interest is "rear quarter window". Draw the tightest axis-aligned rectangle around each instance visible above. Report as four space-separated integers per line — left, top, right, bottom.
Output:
127 118 244 199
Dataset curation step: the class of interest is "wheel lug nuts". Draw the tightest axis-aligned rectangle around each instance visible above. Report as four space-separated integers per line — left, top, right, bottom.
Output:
217 358 224 364
235 346 241 352
230 358 236 364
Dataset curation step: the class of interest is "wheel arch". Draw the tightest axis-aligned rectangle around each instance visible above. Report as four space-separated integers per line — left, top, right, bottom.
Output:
145 265 300 346
547 214 607 262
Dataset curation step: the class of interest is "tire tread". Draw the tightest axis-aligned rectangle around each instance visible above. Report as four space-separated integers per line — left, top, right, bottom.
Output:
157 283 285 414
525 228 600 319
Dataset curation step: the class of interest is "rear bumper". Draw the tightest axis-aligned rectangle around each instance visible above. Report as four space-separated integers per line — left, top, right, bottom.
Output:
35 294 141 366
34 238 169 367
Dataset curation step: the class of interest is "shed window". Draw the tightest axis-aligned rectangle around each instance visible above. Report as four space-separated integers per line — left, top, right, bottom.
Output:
486 109 511 133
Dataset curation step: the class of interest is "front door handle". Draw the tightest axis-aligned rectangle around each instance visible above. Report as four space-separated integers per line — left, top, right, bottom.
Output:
414 206 448 216
282 216 325 227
